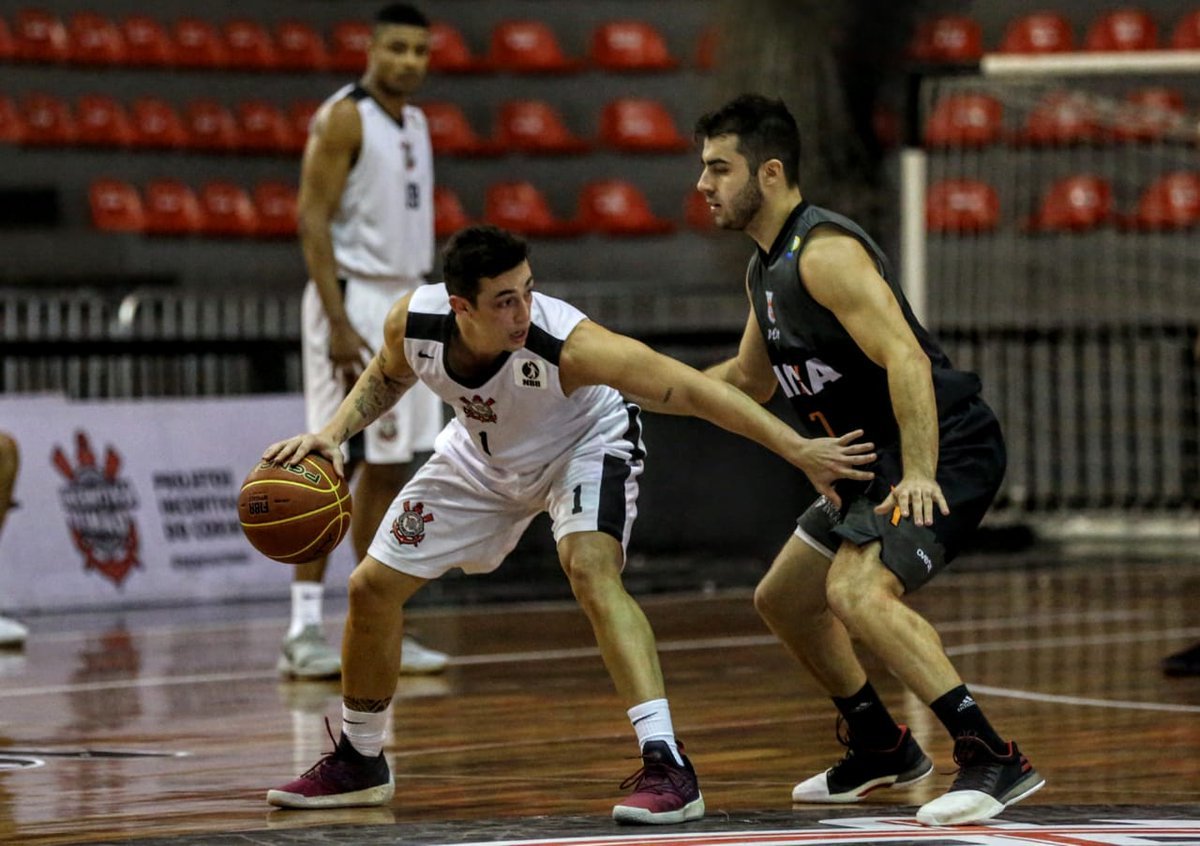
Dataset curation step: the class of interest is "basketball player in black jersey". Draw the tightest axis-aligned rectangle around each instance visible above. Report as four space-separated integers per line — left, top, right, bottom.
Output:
694 94 1044 826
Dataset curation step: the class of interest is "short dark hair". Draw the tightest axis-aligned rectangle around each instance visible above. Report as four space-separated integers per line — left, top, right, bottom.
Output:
375 3 429 29
694 94 801 187
442 225 530 302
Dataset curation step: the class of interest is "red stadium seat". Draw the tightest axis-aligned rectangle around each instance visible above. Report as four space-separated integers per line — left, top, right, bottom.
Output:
130 97 188 149
578 180 676 236
14 9 69 63
926 179 1000 233
121 15 175 66
21 92 76 146
1016 91 1102 146
421 101 502 157
76 95 135 147
173 18 227 68
1025 175 1113 232
488 21 582 73
484 181 584 237
495 100 589 155
185 99 240 152
598 98 689 152
68 12 127 65
1085 8 1157 51
429 21 488 73
434 185 472 238
0 96 27 144
1125 171 1200 230
288 100 322 152
329 21 371 73
684 189 715 232
223 19 278 71
1000 13 1074 54
89 179 145 232
908 15 984 63
275 21 327 71
590 21 678 71
200 181 259 237
1110 87 1186 142
0 17 14 62
923 93 1003 147
1170 10 1200 48
237 100 295 154
695 26 718 70
253 181 299 237
144 180 204 235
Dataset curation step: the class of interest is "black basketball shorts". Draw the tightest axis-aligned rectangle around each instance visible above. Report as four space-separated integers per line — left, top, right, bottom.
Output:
794 398 1007 593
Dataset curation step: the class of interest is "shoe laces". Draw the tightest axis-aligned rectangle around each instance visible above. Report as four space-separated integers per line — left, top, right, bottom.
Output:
830 715 861 767
619 750 690 796
947 734 1008 791
300 717 343 778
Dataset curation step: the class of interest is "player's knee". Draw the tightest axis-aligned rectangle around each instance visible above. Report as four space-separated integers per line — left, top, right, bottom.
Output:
753 576 789 626
562 548 622 609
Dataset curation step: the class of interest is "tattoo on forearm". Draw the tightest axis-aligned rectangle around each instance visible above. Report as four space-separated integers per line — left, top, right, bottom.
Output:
344 696 392 713
661 387 674 404
353 372 405 423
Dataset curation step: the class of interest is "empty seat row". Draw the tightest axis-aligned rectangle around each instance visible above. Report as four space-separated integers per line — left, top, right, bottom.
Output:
0 93 317 153
427 98 689 156
927 172 1200 233
926 88 1196 148
911 8 1200 62
0 11 717 74
90 179 297 237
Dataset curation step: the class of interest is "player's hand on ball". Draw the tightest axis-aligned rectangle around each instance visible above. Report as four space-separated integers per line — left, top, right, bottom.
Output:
262 433 345 478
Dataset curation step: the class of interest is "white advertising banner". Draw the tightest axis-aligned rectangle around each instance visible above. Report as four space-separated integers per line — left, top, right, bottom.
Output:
0 394 356 614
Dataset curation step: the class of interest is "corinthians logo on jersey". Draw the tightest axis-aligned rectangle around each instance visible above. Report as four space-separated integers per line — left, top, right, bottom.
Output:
459 394 498 423
773 358 843 398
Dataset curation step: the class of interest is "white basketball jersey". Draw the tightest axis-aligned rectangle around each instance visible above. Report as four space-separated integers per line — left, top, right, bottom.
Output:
322 84 434 281
404 284 636 475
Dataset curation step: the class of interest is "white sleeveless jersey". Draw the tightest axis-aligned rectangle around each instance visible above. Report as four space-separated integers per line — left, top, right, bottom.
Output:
404 284 637 476
321 84 434 281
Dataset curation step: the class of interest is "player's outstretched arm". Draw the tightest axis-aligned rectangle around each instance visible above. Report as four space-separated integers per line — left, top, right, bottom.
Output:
560 320 875 507
263 294 419 477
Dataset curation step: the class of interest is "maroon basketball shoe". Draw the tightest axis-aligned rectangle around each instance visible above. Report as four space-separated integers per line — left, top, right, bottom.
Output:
267 725 394 809
612 740 705 824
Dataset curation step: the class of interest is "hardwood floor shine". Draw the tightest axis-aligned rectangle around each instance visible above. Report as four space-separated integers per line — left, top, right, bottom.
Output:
0 557 1197 844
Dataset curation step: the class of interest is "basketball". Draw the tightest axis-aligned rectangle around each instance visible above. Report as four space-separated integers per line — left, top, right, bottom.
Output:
237 454 351 564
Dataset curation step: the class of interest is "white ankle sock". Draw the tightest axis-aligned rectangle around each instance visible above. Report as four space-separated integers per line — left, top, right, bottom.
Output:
288 582 323 639
342 704 388 757
627 698 683 765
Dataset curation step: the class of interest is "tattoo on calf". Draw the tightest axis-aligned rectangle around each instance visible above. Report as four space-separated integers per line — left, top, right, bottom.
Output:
344 696 393 713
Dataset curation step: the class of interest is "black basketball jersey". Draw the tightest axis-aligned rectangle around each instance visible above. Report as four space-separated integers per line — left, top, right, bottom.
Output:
748 201 980 448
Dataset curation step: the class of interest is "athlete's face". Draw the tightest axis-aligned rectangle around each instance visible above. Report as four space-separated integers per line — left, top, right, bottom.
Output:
367 24 430 97
697 134 765 231
456 261 534 354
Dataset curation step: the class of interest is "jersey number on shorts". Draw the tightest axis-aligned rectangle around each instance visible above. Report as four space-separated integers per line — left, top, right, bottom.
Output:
406 182 419 209
571 484 583 515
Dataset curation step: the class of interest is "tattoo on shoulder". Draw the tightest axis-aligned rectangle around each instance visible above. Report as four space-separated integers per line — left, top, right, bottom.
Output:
661 387 674 404
344 696 392 713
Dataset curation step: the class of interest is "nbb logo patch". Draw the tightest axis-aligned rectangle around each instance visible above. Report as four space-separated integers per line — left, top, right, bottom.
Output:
52 432 141 588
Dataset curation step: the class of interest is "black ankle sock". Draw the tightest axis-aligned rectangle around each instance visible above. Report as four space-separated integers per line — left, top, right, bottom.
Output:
929 684 1005 749
832 681 903 750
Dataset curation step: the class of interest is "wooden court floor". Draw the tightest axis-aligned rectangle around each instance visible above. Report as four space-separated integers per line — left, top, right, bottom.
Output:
1 555 1198 845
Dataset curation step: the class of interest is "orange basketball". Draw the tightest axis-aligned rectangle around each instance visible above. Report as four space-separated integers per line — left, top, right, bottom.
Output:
237 454 351 564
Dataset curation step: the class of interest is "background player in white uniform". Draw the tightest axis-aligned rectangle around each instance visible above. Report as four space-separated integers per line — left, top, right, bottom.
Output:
287 3 446 678
263 225 878 822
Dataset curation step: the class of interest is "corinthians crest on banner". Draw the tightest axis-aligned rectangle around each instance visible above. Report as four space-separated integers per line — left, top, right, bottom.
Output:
52 431 141 588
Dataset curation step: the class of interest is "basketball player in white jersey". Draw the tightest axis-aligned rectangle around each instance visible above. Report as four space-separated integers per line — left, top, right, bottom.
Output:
264 225 878 821
286 3 446 678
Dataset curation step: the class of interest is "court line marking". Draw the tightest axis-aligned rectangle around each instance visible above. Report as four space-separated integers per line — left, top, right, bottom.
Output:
3 624 1199 713
969 683 1200 713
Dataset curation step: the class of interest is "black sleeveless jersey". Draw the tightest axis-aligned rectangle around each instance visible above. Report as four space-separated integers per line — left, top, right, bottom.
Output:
748 201 981 448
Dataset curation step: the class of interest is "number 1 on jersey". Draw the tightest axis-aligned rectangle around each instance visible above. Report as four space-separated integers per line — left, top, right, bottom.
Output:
478 431 491 455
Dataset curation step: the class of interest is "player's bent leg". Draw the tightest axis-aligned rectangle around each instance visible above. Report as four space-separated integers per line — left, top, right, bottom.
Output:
556 532 703 825
765 538 932 804
268 558 426 810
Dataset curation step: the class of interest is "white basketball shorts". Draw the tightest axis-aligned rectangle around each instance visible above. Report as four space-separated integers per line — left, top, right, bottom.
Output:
301 278 444 464
367 419 645 580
